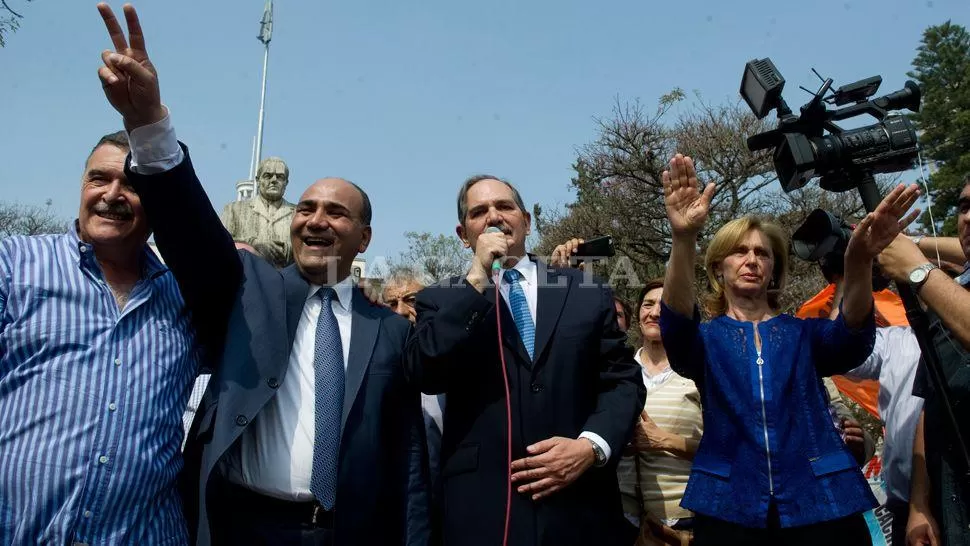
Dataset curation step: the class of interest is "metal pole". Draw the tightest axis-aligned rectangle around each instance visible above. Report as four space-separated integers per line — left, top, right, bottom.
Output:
249 135 257 182
254 43 270 169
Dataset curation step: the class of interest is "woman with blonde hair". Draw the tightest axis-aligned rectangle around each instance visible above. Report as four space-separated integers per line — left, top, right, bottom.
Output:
657 153 920 546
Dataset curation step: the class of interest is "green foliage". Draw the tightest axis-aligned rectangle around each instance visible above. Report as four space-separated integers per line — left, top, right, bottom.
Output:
382 231 470 283
909 21 970 234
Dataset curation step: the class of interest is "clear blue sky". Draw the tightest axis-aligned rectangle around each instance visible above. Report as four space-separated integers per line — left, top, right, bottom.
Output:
1 0 967 266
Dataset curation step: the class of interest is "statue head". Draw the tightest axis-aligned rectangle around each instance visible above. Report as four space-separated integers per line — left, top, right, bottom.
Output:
256 157 289 203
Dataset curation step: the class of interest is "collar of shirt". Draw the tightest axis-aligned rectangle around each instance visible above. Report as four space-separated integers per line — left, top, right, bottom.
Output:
499 256 537 287
68 220 168 280
634 347 673 390
306 274 355 312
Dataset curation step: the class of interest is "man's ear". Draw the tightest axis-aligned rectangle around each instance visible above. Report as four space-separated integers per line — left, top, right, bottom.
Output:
358 225 373 253
456 224 470 248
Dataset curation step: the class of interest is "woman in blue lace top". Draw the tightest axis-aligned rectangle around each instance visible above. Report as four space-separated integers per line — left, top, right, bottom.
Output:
657 153 921 546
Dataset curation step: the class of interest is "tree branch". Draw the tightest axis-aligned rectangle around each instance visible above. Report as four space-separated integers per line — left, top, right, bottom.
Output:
1 0 24 18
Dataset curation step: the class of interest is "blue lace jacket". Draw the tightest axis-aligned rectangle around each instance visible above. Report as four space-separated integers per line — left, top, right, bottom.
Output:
659 302 878 528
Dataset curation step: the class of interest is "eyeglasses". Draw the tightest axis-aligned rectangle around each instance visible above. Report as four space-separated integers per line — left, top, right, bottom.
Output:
385 293 417 308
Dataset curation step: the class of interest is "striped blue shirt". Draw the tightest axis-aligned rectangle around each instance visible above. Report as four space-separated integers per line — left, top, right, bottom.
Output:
0 226 197 545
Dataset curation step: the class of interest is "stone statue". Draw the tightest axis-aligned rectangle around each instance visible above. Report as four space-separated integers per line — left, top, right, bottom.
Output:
221 156 296 267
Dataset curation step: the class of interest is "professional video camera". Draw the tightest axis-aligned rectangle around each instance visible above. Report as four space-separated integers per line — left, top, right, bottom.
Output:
742 60 970 481
740 57 921 194
740 58 920 288
791 208 891 290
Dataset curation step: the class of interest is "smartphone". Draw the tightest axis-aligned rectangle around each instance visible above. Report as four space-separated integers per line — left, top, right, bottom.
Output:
574 235 615 262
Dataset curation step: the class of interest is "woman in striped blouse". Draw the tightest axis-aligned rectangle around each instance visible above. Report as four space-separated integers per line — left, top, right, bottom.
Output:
618 277 703 546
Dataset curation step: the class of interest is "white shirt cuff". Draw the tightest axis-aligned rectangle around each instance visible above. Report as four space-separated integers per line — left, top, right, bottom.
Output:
579 431 611 463
128 107 184 174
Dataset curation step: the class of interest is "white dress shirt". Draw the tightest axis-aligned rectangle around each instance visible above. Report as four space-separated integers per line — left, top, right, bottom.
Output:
181 374 211 450
422 393 444 433
126 116 612 468
126 113 360 500
498 258 611 460
128 110 184 173
843 326 924 503
222 277 355 501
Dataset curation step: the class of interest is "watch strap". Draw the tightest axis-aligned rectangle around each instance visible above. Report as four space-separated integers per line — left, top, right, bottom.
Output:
585 438 607 467
912 262 938 291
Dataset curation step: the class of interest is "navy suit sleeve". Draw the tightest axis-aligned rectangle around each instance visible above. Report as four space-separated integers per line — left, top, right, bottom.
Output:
580 285 646 463
810 305 876 377
659 301 706 381
125 145 241 363
405 372 432 546
406 282 494 394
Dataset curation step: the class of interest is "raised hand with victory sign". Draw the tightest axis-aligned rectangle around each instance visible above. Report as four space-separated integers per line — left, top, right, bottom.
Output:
96 3 166 131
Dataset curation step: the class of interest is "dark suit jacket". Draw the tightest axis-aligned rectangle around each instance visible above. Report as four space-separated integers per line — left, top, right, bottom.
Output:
126 148 430 546
407 261 645 546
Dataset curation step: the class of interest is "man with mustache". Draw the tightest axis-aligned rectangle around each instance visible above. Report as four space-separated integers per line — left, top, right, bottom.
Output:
0 125 204 543
92 4 430 546
407 175 645 546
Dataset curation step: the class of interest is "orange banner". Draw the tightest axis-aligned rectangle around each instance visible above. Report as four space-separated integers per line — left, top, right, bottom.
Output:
796 284 908 418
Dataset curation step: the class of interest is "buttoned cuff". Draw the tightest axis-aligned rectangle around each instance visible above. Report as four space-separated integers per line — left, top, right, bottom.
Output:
128 107 184 174
579 431 611 465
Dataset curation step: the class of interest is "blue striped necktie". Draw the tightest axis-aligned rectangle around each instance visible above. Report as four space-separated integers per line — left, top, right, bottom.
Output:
504 269 535 360
310 287 344 510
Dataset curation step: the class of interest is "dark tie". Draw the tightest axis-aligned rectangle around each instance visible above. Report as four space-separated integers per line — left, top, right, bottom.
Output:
309 287 344 510
504 269 535 360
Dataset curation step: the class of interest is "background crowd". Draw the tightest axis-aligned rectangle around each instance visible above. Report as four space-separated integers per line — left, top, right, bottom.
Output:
1 3 970 546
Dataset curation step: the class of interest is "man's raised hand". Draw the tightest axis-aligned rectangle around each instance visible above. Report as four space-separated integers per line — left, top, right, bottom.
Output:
97 3 165 130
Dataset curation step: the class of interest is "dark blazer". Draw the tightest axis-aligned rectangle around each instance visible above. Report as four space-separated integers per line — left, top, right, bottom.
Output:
407 261 645 546
126 148 430 546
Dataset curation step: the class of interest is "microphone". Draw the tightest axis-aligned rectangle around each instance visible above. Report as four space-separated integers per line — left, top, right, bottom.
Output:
483 224 514 546
484 226 504 272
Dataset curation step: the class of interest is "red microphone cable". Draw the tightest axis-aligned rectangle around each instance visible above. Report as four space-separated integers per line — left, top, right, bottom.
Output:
493 265 513 546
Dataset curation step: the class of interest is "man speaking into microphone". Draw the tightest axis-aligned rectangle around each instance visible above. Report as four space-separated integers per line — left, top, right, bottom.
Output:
408 175 645 546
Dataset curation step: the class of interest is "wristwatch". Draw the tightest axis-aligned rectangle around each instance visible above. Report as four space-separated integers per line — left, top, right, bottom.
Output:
909 263 938 292
585 438 607 467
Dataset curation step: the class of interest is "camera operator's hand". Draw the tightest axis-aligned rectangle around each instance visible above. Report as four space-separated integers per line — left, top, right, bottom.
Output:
878 234 929 284
550 238 584 269
662 154 715 239
845 183 921 263
96 4 167 132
